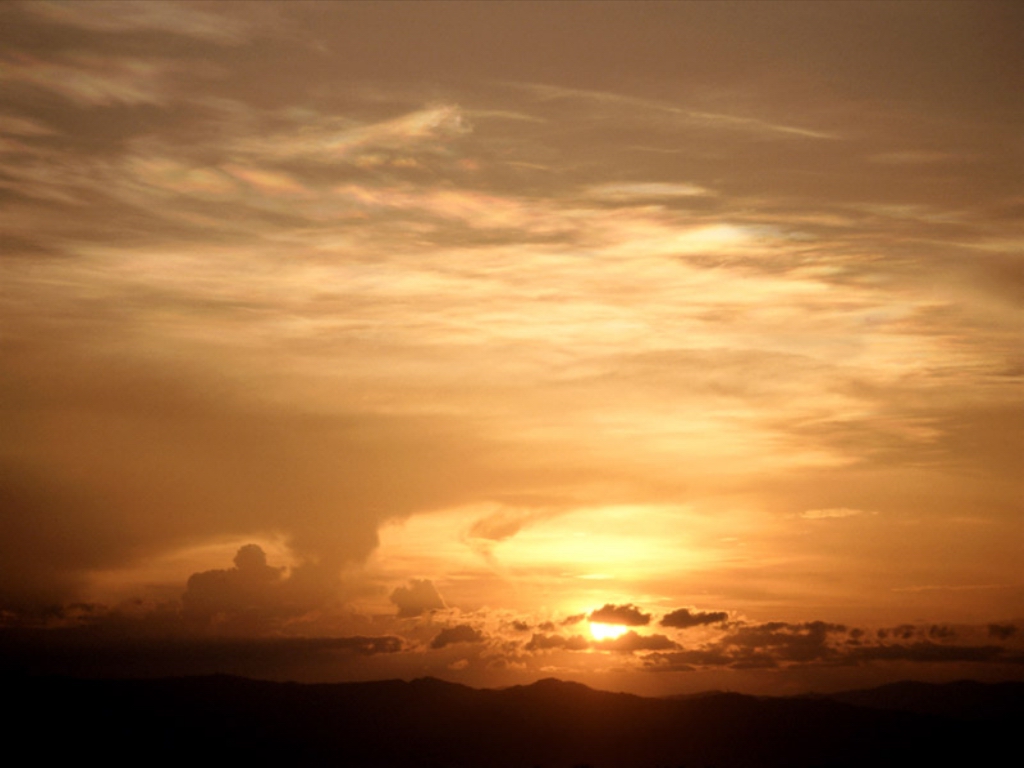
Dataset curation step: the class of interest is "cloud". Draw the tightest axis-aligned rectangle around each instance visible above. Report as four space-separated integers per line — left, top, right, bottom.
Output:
236 106 470 164
799 508 872 520
0 629 404 679
661 608 728 629
390 579 446 619
289 635 403 656
891 584 1009 593
23 0 248 43
644 621 851 670
467 508 537 542
643 648 733 671
849 642 1013 665
0 53 178 106
183 544 285 615
0 339 499 611
928 625 956 640
585 182 711 201
0 462 105 609
868 151 955 165
180 545 331 634
720 621 848 663
430 624 484 650
878 625 918 641
524 633 590 652
0 115 56 138
988 624 1017 640
589 604 651 627
596 631 679 654
1 1 1021 692
645 618 1024 672
508 82 837 139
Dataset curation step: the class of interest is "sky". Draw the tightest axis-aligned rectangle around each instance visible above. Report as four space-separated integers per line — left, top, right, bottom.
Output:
1 1 1021 695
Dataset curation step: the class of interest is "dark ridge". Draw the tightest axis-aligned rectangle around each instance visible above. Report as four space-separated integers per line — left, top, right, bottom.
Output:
5 674 1020 768
824 678 1024 720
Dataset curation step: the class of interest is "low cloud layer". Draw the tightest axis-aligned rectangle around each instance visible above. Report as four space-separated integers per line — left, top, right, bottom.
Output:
644 620 1024 674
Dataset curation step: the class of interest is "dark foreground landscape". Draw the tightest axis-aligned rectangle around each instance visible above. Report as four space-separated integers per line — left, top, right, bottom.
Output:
8 675 1020 767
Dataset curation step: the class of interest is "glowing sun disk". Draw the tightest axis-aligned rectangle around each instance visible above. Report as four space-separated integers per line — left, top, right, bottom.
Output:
589 622 629 641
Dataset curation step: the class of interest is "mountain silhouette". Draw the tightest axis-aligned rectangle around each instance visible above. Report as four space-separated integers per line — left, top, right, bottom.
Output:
7 674 1019 767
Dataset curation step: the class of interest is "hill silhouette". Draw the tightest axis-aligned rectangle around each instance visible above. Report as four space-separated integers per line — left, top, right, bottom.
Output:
6 674 1019 767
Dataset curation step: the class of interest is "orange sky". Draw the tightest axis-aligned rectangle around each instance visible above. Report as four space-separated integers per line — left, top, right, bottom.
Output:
1 1 1021 694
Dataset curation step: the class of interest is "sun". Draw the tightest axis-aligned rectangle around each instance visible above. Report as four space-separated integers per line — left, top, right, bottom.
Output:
589 622 629 641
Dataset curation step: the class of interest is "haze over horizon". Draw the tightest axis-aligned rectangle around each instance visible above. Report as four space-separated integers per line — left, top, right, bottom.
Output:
1 1 1021 696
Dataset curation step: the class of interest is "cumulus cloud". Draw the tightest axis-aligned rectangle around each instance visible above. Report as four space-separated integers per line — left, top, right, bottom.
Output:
660 608 728 629
596 631 679 654
430 624 484 650
720 621 847 663
589 604 651 627
524 633 590 652
390 579 446 619
181 544 305 632
646 621 847 670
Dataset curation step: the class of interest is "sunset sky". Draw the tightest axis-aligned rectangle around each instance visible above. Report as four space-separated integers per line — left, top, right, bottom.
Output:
1 1 1021 695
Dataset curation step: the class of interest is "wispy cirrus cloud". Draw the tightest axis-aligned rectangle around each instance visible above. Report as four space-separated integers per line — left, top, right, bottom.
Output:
231 105 471 163
585 182 713 201
505 81 840 140
0 52 178 106
21 0 249 43
799 508 874 520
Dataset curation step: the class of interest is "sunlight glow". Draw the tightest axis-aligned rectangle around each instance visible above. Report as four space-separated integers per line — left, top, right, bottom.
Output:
589 622 629 641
